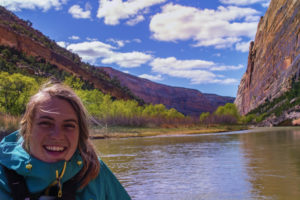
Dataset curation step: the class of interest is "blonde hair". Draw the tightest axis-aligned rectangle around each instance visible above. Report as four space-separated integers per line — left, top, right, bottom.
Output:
20 82 100 189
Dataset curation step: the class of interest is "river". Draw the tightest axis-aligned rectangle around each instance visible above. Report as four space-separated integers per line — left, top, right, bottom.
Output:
93 127 300 200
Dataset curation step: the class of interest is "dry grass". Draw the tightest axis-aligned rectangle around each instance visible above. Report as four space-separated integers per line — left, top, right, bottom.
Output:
0 113 21 133
89 124 248 139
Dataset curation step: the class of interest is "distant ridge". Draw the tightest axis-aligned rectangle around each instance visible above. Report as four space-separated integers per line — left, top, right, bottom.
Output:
101 67 234 116
0 5 234 116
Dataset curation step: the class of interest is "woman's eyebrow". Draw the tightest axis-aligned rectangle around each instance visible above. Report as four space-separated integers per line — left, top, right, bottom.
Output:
64 119 78 124
39 116 54 121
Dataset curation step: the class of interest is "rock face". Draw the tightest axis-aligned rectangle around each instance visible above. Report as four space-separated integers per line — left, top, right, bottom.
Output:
101 67 234 116
0 6 134 101
235 0 300 115
0 6 234 116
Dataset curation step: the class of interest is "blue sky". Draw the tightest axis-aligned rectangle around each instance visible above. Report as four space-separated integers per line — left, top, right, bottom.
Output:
1 0 269 97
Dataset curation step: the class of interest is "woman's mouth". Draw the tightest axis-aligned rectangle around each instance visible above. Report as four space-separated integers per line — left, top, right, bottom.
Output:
44 145 66 152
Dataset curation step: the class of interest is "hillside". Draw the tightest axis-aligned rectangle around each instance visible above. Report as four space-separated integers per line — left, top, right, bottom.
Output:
0 6 140 102
0 5 234 117
101 67 234 116
235 0 300 125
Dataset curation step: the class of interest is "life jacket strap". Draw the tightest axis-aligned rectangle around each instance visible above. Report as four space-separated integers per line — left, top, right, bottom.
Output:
2 166 32 200
2 165 78 200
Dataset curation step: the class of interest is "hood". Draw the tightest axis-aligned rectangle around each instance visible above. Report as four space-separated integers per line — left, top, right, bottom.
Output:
0 131 83 193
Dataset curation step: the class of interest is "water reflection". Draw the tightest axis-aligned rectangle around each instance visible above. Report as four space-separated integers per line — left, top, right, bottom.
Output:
240 128 300 200
93 127 300 200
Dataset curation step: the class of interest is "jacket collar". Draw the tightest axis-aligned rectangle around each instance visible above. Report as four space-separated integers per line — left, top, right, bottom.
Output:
0 131 83 193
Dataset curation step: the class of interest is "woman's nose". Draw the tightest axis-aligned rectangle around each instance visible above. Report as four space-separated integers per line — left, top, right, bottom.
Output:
50 126 64 138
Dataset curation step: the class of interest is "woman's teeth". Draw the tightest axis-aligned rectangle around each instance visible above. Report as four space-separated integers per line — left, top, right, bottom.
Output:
45 145 65 152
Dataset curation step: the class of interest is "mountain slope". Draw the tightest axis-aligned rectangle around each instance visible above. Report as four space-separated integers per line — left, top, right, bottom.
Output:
0 6 140 102
101 67 234 116
0 6 234 116
235 0 300 116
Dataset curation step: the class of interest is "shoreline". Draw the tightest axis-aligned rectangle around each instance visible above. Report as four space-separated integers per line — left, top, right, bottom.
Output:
0 125 249 141
89 125 249 139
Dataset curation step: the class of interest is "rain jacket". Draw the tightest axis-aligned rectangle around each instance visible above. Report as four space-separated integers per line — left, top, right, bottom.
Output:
0 131 131 200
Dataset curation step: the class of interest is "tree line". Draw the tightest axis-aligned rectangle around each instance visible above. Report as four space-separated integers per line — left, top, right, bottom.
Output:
0 44 245 128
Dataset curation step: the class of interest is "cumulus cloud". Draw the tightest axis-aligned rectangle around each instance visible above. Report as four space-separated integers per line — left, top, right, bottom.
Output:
97 0 166 25
106 38 142 48
219 0 270 7
0 0 67 11
150 57 241 84
67 41 115 63
150 57 214 70
56 41 67 48
150 3 260 51
68 4 91 19
107 38 127 48
101 51 153 68
210 64 243 71
66 40 152 67
133 38 142 43
139 74 163 81
235 40 251 52
68 35 80 40
126 15 145 26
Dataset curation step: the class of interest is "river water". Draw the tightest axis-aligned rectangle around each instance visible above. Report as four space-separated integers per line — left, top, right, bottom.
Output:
93 127 300 200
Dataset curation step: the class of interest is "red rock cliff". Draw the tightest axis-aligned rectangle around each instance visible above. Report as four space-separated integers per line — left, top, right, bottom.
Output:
0 6 134 100
101 67 234 116
235 0 300 115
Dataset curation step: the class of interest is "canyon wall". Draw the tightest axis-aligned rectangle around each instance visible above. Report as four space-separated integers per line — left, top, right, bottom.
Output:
102 67 234 116
0 23 133 100
235 0 300 115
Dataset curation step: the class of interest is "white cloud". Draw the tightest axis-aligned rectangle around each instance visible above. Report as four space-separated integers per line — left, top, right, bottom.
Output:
56 41 67 48
86 37 98 41
68 35 80 40
219 0 270 6
67 41 115 63
133 38 142 43
210 64 244 71
97 0 166 25
106 38 142 48
139 74 163 81
235 40 251 52
262 1 270 7
150 57 241 84
150 3 260 51
107 38 127 48
126 15 145 26
101 51 153 68
0 0 66 11
66 40 152 67
68 4 91 19
150 57 214 70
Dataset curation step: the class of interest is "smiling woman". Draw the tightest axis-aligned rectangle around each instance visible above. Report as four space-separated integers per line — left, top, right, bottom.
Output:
0 82 131 200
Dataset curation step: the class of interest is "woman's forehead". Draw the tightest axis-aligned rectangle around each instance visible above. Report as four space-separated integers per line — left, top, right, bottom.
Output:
35 97 78 120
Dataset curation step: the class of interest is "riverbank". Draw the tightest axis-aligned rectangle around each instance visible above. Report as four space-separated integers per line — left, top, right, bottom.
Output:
0 125 249 141
89 125 248 139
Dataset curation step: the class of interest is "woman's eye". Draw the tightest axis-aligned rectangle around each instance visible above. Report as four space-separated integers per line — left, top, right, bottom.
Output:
64 124 76 129
38 121 52 127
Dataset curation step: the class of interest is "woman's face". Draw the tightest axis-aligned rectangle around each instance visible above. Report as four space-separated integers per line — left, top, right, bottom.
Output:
29 97 79 163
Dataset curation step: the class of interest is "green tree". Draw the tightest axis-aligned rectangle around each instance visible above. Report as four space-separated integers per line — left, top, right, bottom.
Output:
64 76 84 90
199 112 210 122
0 72 39 115
214 103 240 119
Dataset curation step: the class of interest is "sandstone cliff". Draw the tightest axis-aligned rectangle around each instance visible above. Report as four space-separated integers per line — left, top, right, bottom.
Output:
0 6 234 116
101 67 234 116
235 0 300 115
0 6 136 101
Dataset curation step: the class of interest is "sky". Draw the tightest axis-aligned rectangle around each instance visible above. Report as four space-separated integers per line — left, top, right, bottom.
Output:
0 0 270 97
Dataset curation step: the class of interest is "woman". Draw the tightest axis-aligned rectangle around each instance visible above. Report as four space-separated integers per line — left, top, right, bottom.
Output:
0 82 131 200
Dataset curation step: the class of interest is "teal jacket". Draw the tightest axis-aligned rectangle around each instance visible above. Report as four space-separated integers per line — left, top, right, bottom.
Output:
0 131 131 200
